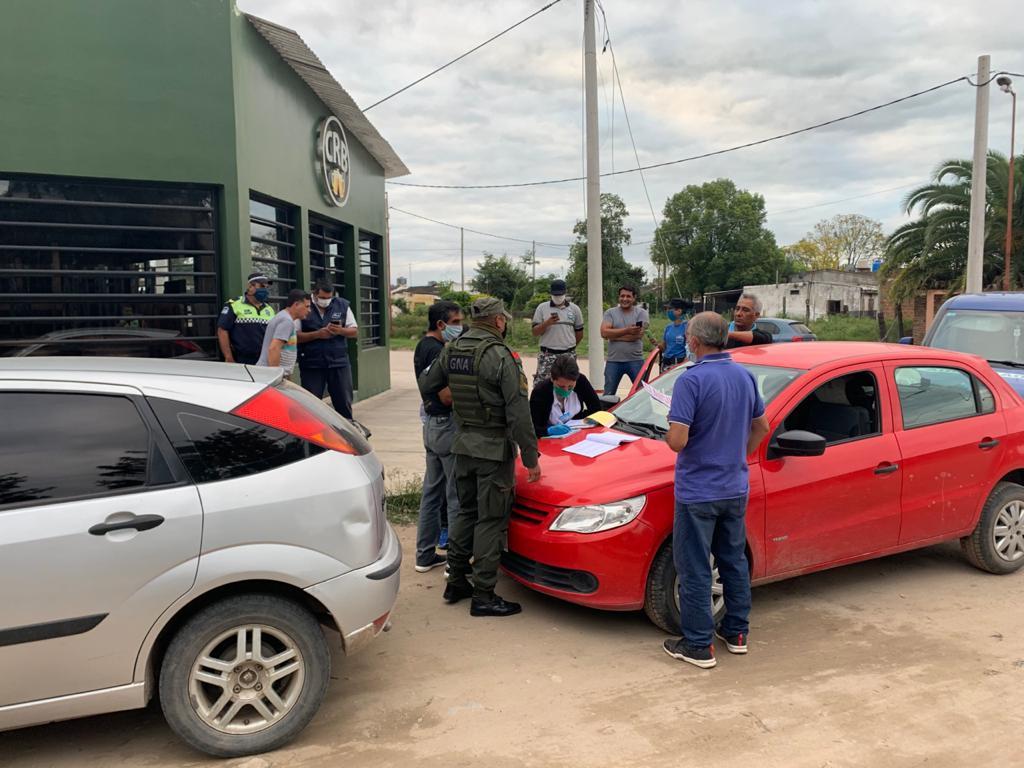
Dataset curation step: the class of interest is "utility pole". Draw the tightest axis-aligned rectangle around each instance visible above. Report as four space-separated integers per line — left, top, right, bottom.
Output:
584 0 604 383
408 262 412 288
532 240 536 283
967 54 991 294
460 227 465 292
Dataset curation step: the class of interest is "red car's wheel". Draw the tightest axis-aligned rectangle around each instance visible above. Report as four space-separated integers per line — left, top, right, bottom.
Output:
643 544 725 634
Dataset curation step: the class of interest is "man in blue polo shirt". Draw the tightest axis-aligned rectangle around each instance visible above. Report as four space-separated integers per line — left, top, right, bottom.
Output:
297 280 358 419
662 311 770 669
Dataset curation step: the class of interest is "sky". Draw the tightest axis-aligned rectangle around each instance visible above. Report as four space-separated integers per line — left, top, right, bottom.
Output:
241 0 1020 289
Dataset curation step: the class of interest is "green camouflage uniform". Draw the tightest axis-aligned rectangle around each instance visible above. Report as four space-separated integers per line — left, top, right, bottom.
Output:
418 299 539 598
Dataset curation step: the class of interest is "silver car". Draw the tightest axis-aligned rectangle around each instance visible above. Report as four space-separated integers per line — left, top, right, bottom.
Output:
0 358 401 757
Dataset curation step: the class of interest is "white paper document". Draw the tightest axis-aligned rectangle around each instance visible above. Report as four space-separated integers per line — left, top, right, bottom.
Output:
562 430 641 458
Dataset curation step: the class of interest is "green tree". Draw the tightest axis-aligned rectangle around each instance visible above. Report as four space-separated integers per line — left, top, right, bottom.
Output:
881 151 1022 301
567 193 645 304
436 281 472 309
653 179 784 295
470 252 531 307
808 213 885 269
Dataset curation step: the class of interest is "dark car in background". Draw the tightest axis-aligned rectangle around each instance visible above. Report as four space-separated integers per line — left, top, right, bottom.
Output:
915 293 1024 397
755 317 817 342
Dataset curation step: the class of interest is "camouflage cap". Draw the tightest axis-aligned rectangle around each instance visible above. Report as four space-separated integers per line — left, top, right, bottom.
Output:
470 296 513 322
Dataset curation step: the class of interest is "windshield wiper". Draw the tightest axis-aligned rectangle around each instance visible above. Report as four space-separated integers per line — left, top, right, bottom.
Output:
988 359 1024 368
614 417 667 437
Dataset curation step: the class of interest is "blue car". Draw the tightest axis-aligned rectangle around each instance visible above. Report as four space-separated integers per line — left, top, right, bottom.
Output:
917 292 1024 397
754 317 817 342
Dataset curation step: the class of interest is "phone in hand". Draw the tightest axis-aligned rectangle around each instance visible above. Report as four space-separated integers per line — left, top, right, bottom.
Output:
635 321 644 327
550 312 559 321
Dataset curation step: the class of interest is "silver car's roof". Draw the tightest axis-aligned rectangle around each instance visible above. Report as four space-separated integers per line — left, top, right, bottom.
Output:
0 357 281 384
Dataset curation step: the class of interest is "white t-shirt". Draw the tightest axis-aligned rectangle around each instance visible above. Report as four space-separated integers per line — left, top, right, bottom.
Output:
549 390 582 426
532 300 584 350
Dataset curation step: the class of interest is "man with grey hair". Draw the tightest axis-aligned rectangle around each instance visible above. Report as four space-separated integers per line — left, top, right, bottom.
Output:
662 311 770 669
727 293 772 349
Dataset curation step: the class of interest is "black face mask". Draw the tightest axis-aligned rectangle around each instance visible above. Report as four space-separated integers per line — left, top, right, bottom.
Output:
501 324 508 339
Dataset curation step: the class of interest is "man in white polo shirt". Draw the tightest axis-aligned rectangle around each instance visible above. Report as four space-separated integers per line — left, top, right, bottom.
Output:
531 279 584 385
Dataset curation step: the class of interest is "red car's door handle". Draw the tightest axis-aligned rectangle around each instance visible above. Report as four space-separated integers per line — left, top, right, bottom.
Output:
978 438 1000 449
873 463 899 476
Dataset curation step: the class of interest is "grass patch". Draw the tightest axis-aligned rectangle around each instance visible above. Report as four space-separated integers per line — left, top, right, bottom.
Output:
808 315 880 342
384 474 422 526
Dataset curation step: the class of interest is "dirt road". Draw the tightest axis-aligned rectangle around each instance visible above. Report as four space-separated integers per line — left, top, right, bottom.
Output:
5 524 1024 768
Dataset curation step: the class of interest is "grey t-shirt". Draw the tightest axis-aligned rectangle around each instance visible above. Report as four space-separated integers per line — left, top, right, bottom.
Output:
603 305 650 362
257 310 299 374
532 300 584 350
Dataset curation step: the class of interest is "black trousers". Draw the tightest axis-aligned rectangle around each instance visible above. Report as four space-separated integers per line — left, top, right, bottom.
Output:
300 365 353 420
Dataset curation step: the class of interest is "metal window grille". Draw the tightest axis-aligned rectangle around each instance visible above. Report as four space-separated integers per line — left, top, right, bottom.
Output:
0 174 220 358
308 215 349 296
358 232 382 348
249 193 296 305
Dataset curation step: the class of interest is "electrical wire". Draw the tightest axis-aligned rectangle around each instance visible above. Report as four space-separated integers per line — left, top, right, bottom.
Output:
363 0 565 111
386 75 971 189
389 206 572 248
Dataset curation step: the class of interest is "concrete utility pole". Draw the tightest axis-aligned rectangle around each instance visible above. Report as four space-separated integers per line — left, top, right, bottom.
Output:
532 240 536 283
460 227 465 292
584 0 604 382
997 76 1016 291
967 54 991 294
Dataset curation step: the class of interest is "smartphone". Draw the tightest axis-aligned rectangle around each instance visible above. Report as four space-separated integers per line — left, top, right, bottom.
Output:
634 321 643 327
550 312 559 320
329 320 342 326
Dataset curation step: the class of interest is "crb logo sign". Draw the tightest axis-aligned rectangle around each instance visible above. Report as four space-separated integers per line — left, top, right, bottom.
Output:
316 116 350 207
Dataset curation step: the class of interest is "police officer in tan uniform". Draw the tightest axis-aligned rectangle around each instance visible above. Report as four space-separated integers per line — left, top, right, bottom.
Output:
419 297 541 617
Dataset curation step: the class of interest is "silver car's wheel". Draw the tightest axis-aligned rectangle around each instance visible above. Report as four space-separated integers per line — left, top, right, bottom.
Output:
962 482 1024 575
993 500 1024 562
644 546 728 633
188 624 305 735
159 594 330 758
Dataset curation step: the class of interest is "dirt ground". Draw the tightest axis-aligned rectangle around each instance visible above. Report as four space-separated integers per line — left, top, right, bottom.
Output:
5 522 1024 768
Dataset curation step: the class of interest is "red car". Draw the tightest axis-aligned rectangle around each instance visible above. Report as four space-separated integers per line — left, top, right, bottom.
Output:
505 342 1024 632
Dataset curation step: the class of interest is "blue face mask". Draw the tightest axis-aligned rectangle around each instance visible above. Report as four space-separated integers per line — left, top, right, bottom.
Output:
442 324 462 342
666 311 677 321
254 288 270 302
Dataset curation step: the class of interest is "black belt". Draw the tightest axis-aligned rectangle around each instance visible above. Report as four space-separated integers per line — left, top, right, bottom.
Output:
540 346 576 354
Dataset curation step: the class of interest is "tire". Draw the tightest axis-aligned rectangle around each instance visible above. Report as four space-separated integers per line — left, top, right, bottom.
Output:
158 594 331 758
961 481 1024 575
643 544 726 634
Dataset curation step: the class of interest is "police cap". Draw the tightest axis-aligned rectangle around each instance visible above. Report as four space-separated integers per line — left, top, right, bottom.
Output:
471 296 513 322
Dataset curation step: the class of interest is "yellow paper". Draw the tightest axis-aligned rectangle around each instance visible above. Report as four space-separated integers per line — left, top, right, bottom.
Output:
585 410 617 427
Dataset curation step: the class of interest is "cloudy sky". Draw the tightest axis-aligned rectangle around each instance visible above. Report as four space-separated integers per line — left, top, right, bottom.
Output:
243 0 1019 288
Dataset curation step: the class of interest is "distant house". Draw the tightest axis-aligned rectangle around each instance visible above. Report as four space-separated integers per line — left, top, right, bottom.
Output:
744 270 880 321
390 284 441 312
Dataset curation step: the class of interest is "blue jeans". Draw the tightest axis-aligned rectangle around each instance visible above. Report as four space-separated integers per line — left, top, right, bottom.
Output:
415 415 460 565
673 497 751 647
603 359 643 395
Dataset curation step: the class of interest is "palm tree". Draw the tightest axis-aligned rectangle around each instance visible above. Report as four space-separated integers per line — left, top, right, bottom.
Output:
881 151 1022 302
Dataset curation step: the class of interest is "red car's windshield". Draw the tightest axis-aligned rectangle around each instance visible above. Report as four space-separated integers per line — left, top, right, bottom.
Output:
613 362 800 432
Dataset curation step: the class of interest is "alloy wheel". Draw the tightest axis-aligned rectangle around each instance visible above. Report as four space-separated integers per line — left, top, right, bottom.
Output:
187 624 305 735
993 500 1024 562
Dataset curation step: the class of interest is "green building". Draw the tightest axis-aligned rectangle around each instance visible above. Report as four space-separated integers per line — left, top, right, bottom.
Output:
0 0 408 399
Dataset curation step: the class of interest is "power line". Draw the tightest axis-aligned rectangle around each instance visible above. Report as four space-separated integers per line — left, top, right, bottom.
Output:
767 182 920 216
389 206 572 248
363 0 565 111
386 75 971 189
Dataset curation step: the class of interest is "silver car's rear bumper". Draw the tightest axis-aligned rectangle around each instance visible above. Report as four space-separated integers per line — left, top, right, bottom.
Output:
305 522 401 655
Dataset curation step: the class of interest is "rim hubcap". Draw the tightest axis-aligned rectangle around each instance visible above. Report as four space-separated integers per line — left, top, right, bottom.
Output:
993 500 1024 563
673 556 725 618
187 624 305 735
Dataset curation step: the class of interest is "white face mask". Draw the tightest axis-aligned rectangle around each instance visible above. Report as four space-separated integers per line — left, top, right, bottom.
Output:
551 295 566 306
315 297 332 309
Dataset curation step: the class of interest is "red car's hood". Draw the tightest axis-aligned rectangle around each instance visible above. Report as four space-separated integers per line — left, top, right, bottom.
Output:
515 427 675 507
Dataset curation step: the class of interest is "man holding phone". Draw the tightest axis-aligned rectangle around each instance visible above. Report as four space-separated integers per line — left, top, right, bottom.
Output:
531 279 584 385
600 284 650 395
297 279 358 419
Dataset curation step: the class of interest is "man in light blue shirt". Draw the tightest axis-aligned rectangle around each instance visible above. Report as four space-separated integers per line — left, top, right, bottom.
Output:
662 311 770 669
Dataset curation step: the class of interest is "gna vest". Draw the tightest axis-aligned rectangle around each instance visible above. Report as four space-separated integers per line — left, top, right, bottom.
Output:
446 334 507 430
228 296 274 323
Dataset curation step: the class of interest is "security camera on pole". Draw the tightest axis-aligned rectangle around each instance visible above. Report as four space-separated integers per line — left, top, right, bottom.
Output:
584 0 604 383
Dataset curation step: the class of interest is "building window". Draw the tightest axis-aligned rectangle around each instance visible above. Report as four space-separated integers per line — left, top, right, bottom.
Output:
358 231 383 348
0 174 219 358
249 193 296 305
309 214 350 296
827 299 841 315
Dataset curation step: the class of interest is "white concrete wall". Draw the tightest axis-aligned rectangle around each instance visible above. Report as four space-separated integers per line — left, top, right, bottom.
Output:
745 271 879 321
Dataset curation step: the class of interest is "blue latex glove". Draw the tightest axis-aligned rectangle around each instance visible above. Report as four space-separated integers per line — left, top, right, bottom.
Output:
558 411 573 424
547 424 572 437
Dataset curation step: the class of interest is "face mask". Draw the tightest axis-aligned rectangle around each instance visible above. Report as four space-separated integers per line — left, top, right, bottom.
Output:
553 384 574 399
500 323 508 339
551 295 566 306
666 311 677 321
253 288 270 302
315 297 332 309
442 324 462 342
